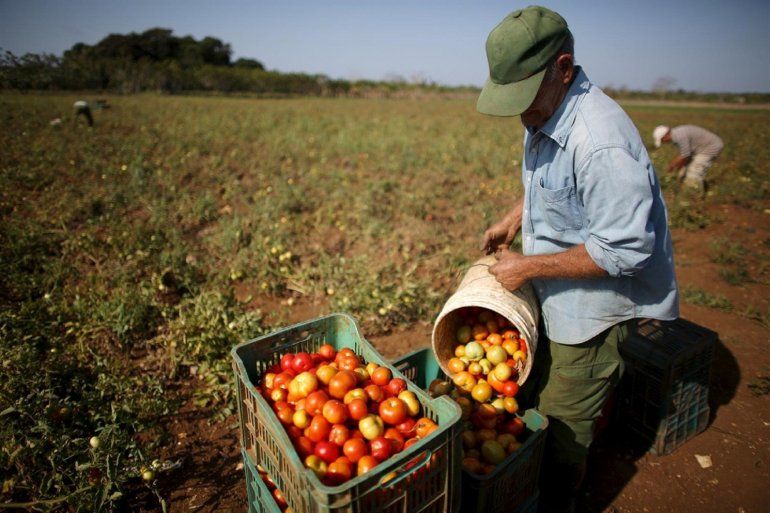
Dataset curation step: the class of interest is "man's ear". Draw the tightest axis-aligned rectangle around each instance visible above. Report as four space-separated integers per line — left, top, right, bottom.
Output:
556 54 574 84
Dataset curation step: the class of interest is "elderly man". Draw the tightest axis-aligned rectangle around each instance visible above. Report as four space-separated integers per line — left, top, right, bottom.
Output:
477 6 679 511
653 124 723 194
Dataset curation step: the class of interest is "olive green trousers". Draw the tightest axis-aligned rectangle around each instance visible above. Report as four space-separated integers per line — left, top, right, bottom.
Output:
522 320 634 465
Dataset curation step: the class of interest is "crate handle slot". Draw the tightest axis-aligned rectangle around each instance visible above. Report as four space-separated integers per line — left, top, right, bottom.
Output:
377 449 433 489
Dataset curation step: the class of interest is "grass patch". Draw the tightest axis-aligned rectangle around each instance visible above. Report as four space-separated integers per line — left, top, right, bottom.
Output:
681 286 733 310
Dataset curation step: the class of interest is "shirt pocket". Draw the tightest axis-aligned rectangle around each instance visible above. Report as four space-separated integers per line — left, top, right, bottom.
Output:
535 182 583 232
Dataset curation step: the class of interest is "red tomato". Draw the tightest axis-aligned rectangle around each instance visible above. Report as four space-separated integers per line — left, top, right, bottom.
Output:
347 398 369 421
273 400 291 412
314 441 340 464
342 438 368 463
322 400 348 424
307 415 331 443
395 418 417 438
350 429 365 440
318 343 336 361
357 455 378 476
286 425 303 441
503 417 525 437
335 348 355 364
328 371 357 399
503 381 520 398
276 405 295 426
292 352 313 373
326 458 352 485
328 423 350 446
364 384 385 403
414 417 438 438
378 397 408 425
280 354 295 372
338 354 360 372
296 436 315 458
370 367 392 386
369 436 393 462
305 390 330 416
403 437 420 450
273 372 293 390
386 378 407 397
384 428 405 452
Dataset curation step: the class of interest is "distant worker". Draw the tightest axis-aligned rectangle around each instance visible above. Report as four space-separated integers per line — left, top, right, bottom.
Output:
653 124 723 194
73 100 94 127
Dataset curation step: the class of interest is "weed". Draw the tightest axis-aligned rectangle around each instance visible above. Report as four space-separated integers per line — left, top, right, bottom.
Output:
681 286 733 310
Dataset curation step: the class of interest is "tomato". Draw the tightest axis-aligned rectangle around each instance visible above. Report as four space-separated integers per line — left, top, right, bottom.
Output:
462 430 477 449
318 343 336 361
280 354 295 372
347 398 369 421
263 372 276 390
486 370 506 394
456 325 472 344
273 400 291 412
395 417 417 437
305 390 329 416
403 437 420 450
291 371 318 398
378 397 408 425
337 354 360 372
503 381 519 398
397 391 420 417
502 329 518 340
295 436 315 458
486 346 508 366
273 372 293 390
384 428 405 452
369 436 392 462
326 458 352 485
343 388 367 405
462 456 483 474
293 409 311 429
455 345 466 358
359 414 385 440
448 357 466 374
472 324 489 341
342 438 367 463
487 333 503 346
328 423 350 446
385 378 407 397
276 405 295 425
352 367 369 384
307 415 331 443
305 454 328 478
364 384 385 403
328 371 357 399
314 441 340 464
292 352 313 373
414 417 438 438
503 397 519 414
273 488 288 509
315 364 338 386
350 429 365 440
452 371 476 393
356 455 378 476
503 417 525 437
481 440 506 465
467 362 482 376
502 339 519 356
322 400 348 424
286 425 303 441
512 350 527 363
335 348 355 364
370 366 392 386
471 381 493 403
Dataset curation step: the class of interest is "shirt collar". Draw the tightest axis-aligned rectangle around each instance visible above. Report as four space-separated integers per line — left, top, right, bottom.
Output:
528 66 590 148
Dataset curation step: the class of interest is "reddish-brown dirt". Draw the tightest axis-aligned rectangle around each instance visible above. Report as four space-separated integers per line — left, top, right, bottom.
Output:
145 203 770 513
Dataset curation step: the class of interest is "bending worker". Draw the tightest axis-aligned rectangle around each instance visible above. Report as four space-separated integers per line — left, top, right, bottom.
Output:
476 6 679 512
653 124 723 194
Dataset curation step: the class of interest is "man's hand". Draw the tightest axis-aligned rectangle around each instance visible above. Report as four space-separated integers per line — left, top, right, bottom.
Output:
480 199 523 255
489 248 531 291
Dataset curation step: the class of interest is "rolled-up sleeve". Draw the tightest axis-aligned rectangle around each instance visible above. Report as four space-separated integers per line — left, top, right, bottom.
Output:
578 146 656 277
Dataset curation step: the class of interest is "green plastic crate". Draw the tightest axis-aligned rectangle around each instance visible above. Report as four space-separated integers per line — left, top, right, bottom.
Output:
231 313 462 513
243 449 283 513
392 348 547 513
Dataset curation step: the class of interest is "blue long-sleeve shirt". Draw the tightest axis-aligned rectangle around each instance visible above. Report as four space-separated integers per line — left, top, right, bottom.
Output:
521 67 679 344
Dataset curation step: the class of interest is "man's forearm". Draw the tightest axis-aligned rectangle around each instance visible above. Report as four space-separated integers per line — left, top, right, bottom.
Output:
520 244 607 281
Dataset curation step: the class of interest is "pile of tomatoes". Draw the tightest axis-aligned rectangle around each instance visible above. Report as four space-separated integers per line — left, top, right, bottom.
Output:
260 344 439 487
431 307 529 475
447 308 527 404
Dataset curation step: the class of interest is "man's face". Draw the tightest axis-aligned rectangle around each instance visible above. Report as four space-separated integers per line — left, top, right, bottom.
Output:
520 54 573 129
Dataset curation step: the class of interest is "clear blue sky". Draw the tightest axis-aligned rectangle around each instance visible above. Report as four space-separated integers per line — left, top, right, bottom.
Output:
1 0 769 92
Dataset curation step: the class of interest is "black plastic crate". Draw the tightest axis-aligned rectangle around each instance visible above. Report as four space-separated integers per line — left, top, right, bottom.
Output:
618 318 716 455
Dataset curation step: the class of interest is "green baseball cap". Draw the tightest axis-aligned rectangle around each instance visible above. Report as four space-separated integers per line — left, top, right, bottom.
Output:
477 6 570 117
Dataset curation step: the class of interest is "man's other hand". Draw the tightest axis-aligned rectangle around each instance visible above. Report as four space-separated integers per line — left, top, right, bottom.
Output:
489 248 531 291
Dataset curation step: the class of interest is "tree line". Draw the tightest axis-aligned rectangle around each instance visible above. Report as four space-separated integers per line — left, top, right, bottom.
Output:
1 28 767 103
